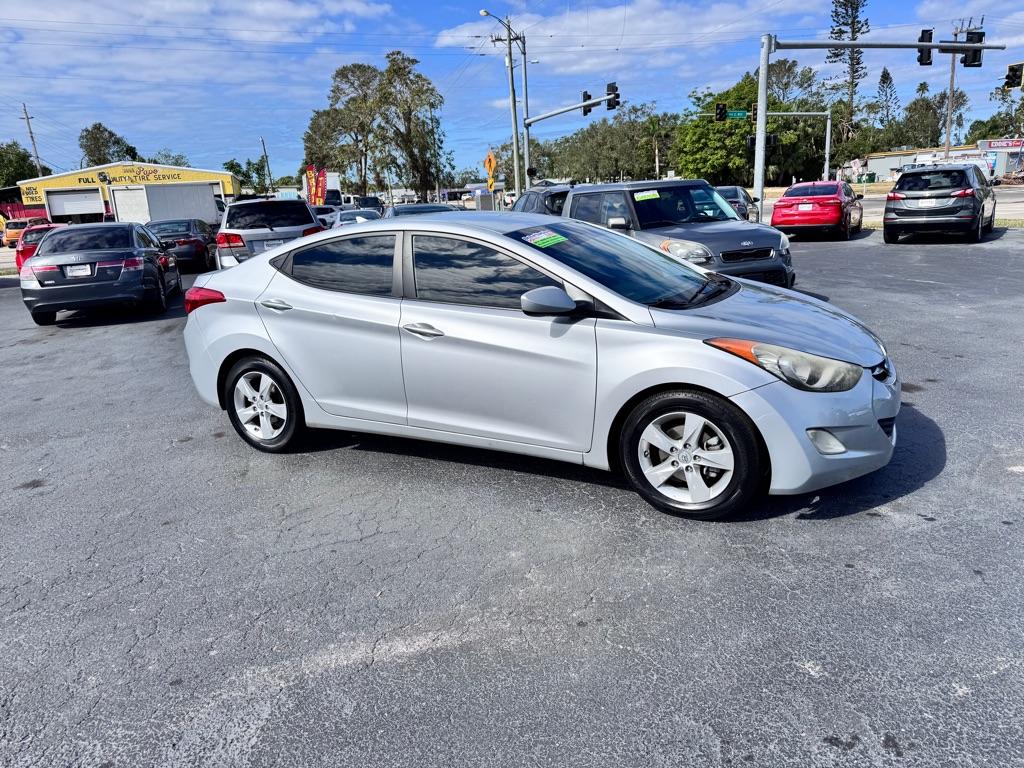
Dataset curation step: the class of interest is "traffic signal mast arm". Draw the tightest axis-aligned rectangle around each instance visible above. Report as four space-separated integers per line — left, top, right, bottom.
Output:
524 91 617 127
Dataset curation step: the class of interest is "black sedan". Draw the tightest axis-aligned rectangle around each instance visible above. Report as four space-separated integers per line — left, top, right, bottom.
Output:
146 218 216 271
20 223 181 326
715 186 760 222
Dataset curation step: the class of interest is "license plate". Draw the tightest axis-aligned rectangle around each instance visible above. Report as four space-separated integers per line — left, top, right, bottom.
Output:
918 198 937 208
65 264 91 278
798 203 813 211
261 240 284 251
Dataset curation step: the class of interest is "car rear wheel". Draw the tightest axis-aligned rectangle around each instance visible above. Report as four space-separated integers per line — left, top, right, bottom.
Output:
31 311 57 326
620 390 763 520
883 227 899 244
224 357 304 453
984 205 996 234
147 273 168 314
968 213 984 243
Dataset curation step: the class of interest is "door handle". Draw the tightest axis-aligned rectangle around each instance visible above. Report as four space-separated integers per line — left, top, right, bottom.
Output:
402 322 444 339
260 298 293 311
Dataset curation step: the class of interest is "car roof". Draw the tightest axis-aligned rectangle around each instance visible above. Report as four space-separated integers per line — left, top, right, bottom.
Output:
901 163 976 172
533 185 572 196
790 181 837 187
147 218 193 223
24 222 62 230
228 198 309 207
568 178 709 193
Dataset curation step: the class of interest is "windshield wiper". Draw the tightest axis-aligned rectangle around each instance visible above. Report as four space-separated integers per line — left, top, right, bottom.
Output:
642 219 687 228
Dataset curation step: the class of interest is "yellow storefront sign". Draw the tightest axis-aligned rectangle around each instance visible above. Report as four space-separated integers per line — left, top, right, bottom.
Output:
19 163 240 206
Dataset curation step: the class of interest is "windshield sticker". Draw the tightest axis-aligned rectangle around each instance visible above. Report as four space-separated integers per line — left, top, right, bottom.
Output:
523 229 568 248
634 190 660 201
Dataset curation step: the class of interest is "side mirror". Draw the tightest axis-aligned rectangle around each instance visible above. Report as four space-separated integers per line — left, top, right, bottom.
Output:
992 179 1001 186
606 216 629 230
750 196 760 203
521 286 578 316
856 193 864 200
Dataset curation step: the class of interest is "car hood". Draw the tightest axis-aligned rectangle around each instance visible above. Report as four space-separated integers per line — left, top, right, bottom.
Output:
632 220 782 256
650 280 885 367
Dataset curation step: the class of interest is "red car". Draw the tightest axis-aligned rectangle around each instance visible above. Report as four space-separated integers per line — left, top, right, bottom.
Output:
770 181 864 239
15 223 63 271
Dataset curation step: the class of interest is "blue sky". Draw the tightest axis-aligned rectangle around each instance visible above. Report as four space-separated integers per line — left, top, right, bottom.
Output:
0 0 1021 180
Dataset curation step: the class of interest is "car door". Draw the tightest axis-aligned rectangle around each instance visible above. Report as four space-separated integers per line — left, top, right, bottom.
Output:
398 232 597 452
255 232 408 424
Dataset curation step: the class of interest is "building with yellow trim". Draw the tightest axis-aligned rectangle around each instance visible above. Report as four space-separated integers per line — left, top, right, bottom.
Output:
16 162 241 223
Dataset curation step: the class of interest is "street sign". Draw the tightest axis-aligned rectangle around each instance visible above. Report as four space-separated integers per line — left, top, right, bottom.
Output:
484 152 497 176
486 177 495 192
727 110 748 119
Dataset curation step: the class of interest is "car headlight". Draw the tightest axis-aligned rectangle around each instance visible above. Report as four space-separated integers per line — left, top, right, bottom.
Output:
659 239 713 265
779 233 791 252
705 338 863 392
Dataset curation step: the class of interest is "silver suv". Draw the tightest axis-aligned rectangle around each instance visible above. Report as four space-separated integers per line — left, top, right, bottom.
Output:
216 199 322 269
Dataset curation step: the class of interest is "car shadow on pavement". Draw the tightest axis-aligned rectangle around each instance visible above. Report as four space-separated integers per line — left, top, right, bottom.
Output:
736 404 946 522
300 404 946 520
897 228 1009 245
49 294 187 328
785 228 874 243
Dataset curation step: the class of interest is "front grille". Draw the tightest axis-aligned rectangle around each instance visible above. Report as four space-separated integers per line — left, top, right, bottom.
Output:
737 270 788 286
720 247 773 263
878 417 896 437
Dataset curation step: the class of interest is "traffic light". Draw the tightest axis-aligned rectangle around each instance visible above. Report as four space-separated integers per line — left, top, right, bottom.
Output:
749 102 758 123
714 102 727 122
961 30 984 68
606 82 620 110
767 134 779 148
1003 63 1024 90
582 90 592 117
746 135 756 151
917 29 933 66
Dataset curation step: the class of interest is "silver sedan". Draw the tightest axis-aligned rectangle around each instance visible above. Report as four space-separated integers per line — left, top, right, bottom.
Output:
183 212 900 520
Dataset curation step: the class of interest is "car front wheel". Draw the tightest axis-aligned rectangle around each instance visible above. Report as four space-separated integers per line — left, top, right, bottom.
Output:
224 357 304 452
620 390 763 520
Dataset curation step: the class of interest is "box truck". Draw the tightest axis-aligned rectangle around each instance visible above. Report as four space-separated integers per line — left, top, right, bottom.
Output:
110 182 222 226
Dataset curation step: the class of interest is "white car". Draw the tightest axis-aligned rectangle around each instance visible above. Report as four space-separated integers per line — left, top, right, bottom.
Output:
182 212 900 520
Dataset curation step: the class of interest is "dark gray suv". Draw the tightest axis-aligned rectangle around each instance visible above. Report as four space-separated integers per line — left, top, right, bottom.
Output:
883 163 998 244
562 180 794 287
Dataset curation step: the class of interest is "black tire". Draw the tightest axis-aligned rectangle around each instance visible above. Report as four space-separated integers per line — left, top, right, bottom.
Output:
223 356 304 453
968 212 983 243
31 311 57 326
173 268 183 295
839 218 851 240
883 227 899 244
147 272 168 314
984 204 996 234
619 389 764 520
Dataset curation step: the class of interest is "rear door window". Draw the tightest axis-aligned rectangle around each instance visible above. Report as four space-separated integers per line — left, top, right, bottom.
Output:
569 194 602 224
288 234 395 296
412 235 558 309
226 201 315 229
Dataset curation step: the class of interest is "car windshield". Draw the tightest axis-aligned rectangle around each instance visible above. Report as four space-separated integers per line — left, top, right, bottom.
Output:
22 228 51 244
509 221 713 309
225 201 315 229
338 210 380 222
356 197 380 208
314 206 334 215
631 185 739 228
895 170 968 191
393 204 455 215
716 187 739 198
36 227 131 254
147 220 190 234
783 184 838 197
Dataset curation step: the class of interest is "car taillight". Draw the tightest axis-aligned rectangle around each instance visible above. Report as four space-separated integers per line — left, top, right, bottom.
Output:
216 232 244 248
773 199 792 207
31 264 58 275
886 192 906 201
950 188 975 198
302 225 324 237
122 257 144 271
184 286 226 314
819 199 841 206
19 263 36 280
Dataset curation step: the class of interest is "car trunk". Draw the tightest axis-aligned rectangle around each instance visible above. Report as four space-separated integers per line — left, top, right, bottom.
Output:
888 188 971 218
28 250 135 285
774 196 841 214
239 225 314 256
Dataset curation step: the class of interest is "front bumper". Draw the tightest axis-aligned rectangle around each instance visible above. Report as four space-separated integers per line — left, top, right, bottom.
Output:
714 258 794 287
21 276 146 313
730 362 901 495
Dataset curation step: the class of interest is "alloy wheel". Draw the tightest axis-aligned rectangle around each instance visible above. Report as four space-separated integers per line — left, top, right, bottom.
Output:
233 371 288 441
637 411 735 504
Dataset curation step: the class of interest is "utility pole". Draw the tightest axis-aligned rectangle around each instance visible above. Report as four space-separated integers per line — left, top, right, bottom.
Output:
520 35 531 189
753 34 771 206
20 103 43 176
502 24 521 197
944 18 983 160
259 136 275 193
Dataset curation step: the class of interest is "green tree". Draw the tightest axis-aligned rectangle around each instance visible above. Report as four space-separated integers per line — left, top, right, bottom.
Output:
826 0 870 140
148 148 190 166
0 140 48 185
223 157 270 194
901 83 942 148
876 68 899 127
78 122 140 166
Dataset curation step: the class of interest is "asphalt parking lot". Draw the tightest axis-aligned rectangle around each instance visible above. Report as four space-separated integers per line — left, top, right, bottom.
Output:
2 229 1023 767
